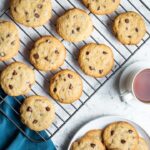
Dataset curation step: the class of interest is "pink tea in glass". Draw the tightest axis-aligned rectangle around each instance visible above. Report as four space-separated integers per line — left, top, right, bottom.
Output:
133 69 150 103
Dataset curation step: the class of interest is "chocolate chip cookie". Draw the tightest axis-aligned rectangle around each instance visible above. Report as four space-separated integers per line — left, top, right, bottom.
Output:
30 36 66 71
71 136 105 150
10 0 52 27
137 137 149 150
20 95 55 131
0 62 35 96
113 11 146 45
0 20 20 61
56 8 93 42
49 70 83 104
82 0 120 15
78 43 114 78
103 121 139 150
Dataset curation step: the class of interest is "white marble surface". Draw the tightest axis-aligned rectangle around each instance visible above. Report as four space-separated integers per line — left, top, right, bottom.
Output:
52 38 150 150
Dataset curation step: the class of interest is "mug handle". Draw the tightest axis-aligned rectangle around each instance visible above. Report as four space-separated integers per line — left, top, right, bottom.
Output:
120 91 134 103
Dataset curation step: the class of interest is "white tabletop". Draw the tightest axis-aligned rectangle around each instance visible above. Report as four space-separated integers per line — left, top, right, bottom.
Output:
0 1 150 149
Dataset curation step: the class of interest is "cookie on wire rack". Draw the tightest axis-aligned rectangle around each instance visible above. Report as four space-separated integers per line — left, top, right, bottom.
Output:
30 36 66 71
56 8 93 42
20 95 55 131
0 20 20 61
0 62 35 96
113 11 146 45
10 0 52 27
82 0 120 15
49 70 83 104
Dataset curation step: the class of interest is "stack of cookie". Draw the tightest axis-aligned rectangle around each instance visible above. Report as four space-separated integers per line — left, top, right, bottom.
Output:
71 121 149 150
0 0 147 131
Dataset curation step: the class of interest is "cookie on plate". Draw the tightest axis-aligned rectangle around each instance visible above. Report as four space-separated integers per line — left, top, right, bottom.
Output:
113 11 146 45
103 121 139 150
56 8 93 42
0 20 20 61
71 136 105 150
84 129 103 142
10 0 52 27
20 95 55 131
49 70 83 104
0 62 35 96
137 137 149 150
82 0 120 15
78 43 114 78
30 36 66 71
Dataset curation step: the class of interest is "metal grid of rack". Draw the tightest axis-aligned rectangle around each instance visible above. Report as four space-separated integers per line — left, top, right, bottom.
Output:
0 0 150 142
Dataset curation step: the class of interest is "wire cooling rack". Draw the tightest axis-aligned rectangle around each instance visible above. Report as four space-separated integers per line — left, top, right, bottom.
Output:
0 0 150 142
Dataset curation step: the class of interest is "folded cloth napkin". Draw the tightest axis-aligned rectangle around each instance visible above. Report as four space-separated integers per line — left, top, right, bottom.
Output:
0 89 56 150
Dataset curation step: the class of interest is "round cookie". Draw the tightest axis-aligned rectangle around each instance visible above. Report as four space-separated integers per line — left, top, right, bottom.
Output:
137 138 149 150
103 121 139 150
0 20 20 61
84 129 103 142
10 0 52 27
78 43 114 78
0 62 35 96
30 36 66 71
113 11 146 45
71 136 105 150
82 0 120 15
49 70 83 104
20 95 55 131
56 8 93 42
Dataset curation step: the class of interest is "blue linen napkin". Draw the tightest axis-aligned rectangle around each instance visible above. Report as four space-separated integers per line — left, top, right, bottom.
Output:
0 89 56 150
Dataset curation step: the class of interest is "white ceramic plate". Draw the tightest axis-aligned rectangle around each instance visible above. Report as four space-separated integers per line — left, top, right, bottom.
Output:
68 116 150 150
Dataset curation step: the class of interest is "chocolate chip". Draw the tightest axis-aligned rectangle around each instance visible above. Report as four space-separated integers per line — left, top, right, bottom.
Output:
25 11 28 15
89 66 95 70
11 41 15 45
33 53 39 59
72 30 75 34
26 20 30 22
0 52 5 57
76 27 80 32
128 130 133 133
103 51 107 55
87 3 90 8
90 143 96 148
46 39 51 43
14 7 17 12
126 27 128 30
97 6 100 10
33 120 38 124
128 35 132 38
53 88 57 93
37 4 43 9
135 28 139 32
99 70 103 74
9 84 13 89
46 107 50 111
55 50 59 54
64 78 66 81
111 130 114 136
12 70 17 75
27 106 32 112
125 19 129 23
112 0 115 2
6 33 11 38
44 56 48 61
121 139 126 144
1 37 4 41
86 51 89 55
69 84 73 89
34 13 40 18
68 74 73 78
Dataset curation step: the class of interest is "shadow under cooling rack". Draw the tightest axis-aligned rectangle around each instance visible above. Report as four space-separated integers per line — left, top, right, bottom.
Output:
0 0 150 142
